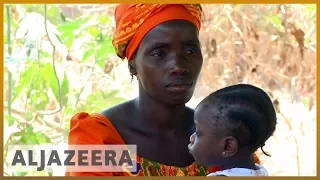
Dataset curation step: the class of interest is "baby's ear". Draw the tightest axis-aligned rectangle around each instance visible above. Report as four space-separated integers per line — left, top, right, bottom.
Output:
221 136 238 158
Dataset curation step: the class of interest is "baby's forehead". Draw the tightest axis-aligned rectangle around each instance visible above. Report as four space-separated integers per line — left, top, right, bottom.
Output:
195 104 224 122
196 102 220 114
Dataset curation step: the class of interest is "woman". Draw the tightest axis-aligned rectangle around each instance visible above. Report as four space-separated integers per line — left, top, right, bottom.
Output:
66 4 260 176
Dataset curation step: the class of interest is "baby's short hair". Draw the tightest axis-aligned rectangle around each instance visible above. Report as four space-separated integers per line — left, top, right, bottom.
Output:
197 84 277 155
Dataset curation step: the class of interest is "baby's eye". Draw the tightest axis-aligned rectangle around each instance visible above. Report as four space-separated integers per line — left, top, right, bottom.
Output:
195 131 200 136
185 49 197 54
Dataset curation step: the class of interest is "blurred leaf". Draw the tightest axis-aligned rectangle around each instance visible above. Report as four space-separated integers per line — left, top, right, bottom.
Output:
40 51 51 58
58 19 83 47
11 17 19 30
58 15 92 36
95 33 104 42
88 26 100 38
19 126 51 144
301 97 310 108
60 12 66 22
4 114 17 126
102 38 115 54
103 96 127 108
60 72 69 106
34 94 50 111
58 18 83 49
3 6 8 24
40 63 59 102
26 171 50 176
78 15 96 30
23 4 39 12
62 34 75 49
78 14 93 24
84 90 126 112
47 6 61 19
4 33 8 44
12 171 28 176
84 41 96 49
305 4 316 18
12 62 38 103
22 5 64 25
24 112 33 122
81 49 94 62
29 90 48 112
96 38 115 69
103 89 122 98
64 106 73 114
269 15 282 31
11 131 25 138
63 106 73 121
35 132 52 144
3 9 8 43
99 16 110 24
58 21 80 34
232 4 243 9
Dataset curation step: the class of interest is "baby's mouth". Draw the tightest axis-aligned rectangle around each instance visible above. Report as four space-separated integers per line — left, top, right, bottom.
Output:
187 144 192 154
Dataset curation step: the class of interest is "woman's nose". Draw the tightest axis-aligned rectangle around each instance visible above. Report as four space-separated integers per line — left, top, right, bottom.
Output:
168 56 189 76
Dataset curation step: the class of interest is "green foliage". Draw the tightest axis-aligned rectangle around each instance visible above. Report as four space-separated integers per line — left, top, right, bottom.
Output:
305 4 316 19
18 125 52 145
3 4 128 176
269 15 282 31
4 114 17 126
80 90 127 113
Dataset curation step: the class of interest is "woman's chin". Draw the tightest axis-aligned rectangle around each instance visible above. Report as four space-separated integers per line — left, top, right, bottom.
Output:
166 96 193 106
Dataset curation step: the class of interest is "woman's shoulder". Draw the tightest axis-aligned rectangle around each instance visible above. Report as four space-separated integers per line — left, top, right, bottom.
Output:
67 111 125 145
69 112 112 128
67 100 135 145
100 99 135 123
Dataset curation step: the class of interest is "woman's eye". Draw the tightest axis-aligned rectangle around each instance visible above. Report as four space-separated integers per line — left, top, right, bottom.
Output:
152 52 164 57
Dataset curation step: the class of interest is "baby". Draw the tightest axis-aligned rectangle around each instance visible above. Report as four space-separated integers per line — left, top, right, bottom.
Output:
188 84 277 176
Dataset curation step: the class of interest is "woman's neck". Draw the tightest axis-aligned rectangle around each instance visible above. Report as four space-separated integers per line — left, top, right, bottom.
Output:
134 92 187 132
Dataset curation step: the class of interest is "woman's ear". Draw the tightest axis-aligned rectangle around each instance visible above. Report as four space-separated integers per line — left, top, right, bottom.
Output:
221 136 238 158
128 60 137 76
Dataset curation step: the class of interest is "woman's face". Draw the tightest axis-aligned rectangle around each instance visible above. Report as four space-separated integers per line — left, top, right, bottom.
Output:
132 20 203 105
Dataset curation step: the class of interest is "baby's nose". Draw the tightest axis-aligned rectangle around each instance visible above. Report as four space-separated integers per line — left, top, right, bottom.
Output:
190 133 195 143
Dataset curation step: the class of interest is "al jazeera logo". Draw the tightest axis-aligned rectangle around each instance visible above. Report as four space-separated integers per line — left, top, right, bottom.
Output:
6 144 137 172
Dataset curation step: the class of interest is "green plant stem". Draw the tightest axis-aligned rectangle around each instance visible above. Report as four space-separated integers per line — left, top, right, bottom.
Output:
6 5 13 116
43 4 62 114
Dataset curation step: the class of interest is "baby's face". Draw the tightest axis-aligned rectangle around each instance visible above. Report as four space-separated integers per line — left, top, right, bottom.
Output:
188 106 224 166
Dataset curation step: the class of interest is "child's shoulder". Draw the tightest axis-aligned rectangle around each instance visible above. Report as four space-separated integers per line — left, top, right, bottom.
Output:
207 164 268 177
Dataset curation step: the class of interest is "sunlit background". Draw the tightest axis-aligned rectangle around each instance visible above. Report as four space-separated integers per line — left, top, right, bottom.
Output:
3 4 317 176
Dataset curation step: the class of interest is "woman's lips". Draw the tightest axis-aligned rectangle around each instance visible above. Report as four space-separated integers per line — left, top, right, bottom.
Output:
165 82 193 93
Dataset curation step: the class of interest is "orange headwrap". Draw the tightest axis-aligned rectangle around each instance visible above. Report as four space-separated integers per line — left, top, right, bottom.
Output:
112 4 202 61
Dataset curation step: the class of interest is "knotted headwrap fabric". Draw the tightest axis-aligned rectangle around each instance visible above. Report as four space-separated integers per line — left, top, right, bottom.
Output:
112 4 202 61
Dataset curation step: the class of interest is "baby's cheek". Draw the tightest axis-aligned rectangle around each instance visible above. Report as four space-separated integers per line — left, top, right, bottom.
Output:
192 139 202 151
